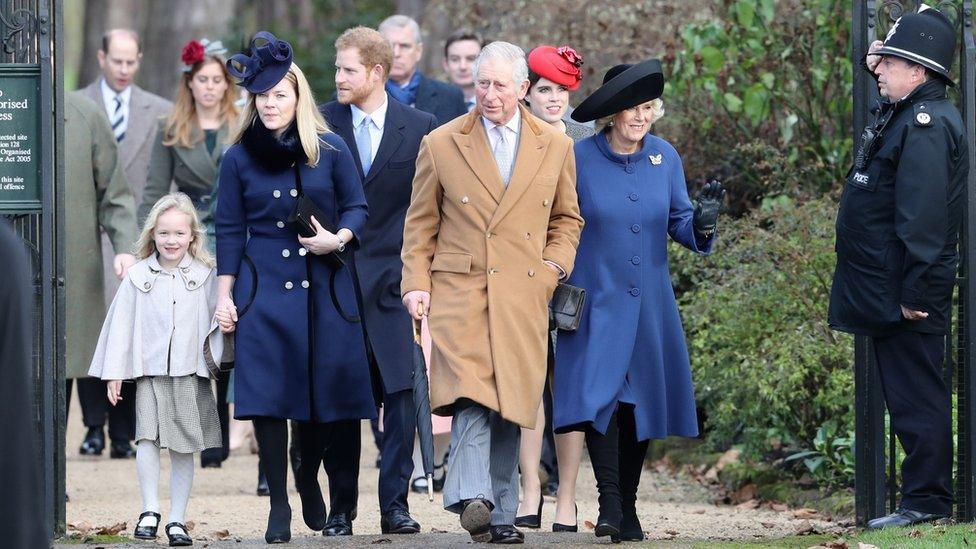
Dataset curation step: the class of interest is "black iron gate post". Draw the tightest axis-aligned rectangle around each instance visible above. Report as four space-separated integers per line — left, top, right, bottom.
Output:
852 0 976 525
0 0 64 538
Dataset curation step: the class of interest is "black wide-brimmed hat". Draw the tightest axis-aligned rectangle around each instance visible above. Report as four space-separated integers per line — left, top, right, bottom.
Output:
571 59 664 123
226 31 294 94
870 4 957 85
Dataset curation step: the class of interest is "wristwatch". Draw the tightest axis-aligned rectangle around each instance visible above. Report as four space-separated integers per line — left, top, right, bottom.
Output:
336 236 346 253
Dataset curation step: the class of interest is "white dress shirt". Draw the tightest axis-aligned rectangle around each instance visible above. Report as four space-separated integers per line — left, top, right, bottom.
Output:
350 95 388 163
100 78 131 121
482 108 521 166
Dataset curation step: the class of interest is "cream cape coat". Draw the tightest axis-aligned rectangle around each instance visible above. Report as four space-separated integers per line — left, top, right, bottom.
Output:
401 105 584 428
88 253 226 380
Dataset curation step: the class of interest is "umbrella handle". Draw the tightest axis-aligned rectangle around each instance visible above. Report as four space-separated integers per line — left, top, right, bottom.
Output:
413 303 425 343
427 473 434 502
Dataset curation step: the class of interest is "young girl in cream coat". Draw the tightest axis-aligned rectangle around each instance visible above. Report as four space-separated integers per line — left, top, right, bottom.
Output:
89 192 230 547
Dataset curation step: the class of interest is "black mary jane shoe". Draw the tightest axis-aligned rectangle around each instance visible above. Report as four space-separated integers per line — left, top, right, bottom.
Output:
552 504 578 532
514 490 543 529
133 511 161 540
867 507 948 529
165 522 193 547
380 509 421 534
489 524 525 544
322 512 353 536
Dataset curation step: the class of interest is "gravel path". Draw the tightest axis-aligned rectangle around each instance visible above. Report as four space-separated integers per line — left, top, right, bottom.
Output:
62 398 834 546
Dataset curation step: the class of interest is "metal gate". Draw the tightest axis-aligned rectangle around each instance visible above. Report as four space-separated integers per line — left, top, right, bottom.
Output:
0 0 64 538
852 0 976 525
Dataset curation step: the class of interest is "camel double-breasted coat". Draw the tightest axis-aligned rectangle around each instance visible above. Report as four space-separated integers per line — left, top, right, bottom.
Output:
401 105 584 428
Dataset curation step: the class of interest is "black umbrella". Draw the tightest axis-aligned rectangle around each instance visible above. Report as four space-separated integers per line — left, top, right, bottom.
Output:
412 308 435 501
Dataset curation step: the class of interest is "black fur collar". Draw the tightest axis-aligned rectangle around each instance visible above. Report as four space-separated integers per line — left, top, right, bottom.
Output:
241 119 307 171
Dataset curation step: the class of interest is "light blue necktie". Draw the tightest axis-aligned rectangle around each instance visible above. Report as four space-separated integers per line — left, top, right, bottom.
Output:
355 116 373 175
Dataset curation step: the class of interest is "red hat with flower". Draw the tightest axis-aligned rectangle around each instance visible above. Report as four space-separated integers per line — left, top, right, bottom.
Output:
527 45 584 91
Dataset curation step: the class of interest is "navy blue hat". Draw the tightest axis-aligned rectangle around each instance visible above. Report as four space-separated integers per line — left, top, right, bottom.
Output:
871 4 957 85
571 59 664 123
226 31 294 94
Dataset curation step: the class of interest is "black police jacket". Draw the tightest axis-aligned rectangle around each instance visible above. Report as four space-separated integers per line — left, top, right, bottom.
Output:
829 78 968 337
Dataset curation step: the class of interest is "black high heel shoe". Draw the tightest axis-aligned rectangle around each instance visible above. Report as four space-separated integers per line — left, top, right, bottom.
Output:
164 522 193 546
133 511 161 540
514 490 543 528
552 503 578 532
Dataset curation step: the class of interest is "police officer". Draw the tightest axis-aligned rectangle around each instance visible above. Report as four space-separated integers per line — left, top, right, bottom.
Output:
829 4 968 529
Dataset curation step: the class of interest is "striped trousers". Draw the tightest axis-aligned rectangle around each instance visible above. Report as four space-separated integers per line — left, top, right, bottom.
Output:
442 401 521 525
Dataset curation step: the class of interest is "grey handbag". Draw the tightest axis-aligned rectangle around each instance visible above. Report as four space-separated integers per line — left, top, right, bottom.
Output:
550 283 586 331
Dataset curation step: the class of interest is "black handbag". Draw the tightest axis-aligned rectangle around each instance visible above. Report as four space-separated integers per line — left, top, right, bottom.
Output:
285 165 360 323
287 166 348 269
550 283 586 331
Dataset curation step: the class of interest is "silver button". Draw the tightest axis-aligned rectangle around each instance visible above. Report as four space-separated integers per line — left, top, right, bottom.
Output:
181 267 189 273
290 189 298 197
528 269 535 277
486 231 492 238
298 248 308 256
285 281 294 290
543 199 550 206
461 196 469 204
273 189 281 198
277 221 285 229
188 280 196 287
301 280 310 289
144 282 151 289
282 249 291 258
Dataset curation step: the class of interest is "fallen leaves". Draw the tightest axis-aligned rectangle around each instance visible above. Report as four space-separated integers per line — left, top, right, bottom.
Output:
67 521 127 536
792 508 822 520
704 448 742 481
95 522 127 535
583 520 596 530
212 529 231 540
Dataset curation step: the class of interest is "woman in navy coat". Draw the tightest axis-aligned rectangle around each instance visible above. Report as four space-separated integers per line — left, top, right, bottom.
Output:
215 33 375 543
553 60 724 542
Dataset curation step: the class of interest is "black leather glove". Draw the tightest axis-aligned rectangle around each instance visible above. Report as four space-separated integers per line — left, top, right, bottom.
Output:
693 180 725 237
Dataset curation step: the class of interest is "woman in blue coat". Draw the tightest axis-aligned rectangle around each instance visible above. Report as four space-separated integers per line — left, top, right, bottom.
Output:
215 33 375 543
553 60 724 542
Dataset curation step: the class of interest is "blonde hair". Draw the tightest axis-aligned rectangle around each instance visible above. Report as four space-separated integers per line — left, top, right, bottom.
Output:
598 98 665 131
135 192 213 267
231 63 330 167
163 56 239 148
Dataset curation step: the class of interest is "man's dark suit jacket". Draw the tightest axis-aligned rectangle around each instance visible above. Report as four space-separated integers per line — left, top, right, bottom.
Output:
320 95 437 395
411 73 467 128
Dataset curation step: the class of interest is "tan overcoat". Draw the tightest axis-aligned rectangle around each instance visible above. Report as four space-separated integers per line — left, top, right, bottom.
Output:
401 105 584 428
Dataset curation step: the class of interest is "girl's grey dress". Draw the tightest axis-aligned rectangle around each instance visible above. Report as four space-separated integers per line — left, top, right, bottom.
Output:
89 253 225 453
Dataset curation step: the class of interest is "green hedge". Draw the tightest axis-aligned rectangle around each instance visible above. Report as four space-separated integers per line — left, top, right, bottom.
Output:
672 195 853 463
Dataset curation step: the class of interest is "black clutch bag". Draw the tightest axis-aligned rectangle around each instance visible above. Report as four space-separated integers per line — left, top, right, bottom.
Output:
550 283 586 331
287 166 346 269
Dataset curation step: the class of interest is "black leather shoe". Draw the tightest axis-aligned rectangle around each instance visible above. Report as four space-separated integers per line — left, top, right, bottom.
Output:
460 497 494 542
165 522 193 546
133 511 161 540
109 440 136 459
322 512 353 536
380 509 420 534
867 507 948 529
489 525 524 544
79 427 105 456
200 448 224 468
514 490 543 528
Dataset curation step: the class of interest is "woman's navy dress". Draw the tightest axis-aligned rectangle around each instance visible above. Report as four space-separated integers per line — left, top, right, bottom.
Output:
216 133 376 423
553 132 712 441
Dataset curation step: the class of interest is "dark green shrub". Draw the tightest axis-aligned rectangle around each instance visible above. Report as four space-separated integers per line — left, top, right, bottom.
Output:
660 0 853 213
672 195 853 464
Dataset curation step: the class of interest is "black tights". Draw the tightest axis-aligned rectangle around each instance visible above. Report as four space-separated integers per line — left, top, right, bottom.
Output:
585 404 650 530
253 417 291 539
